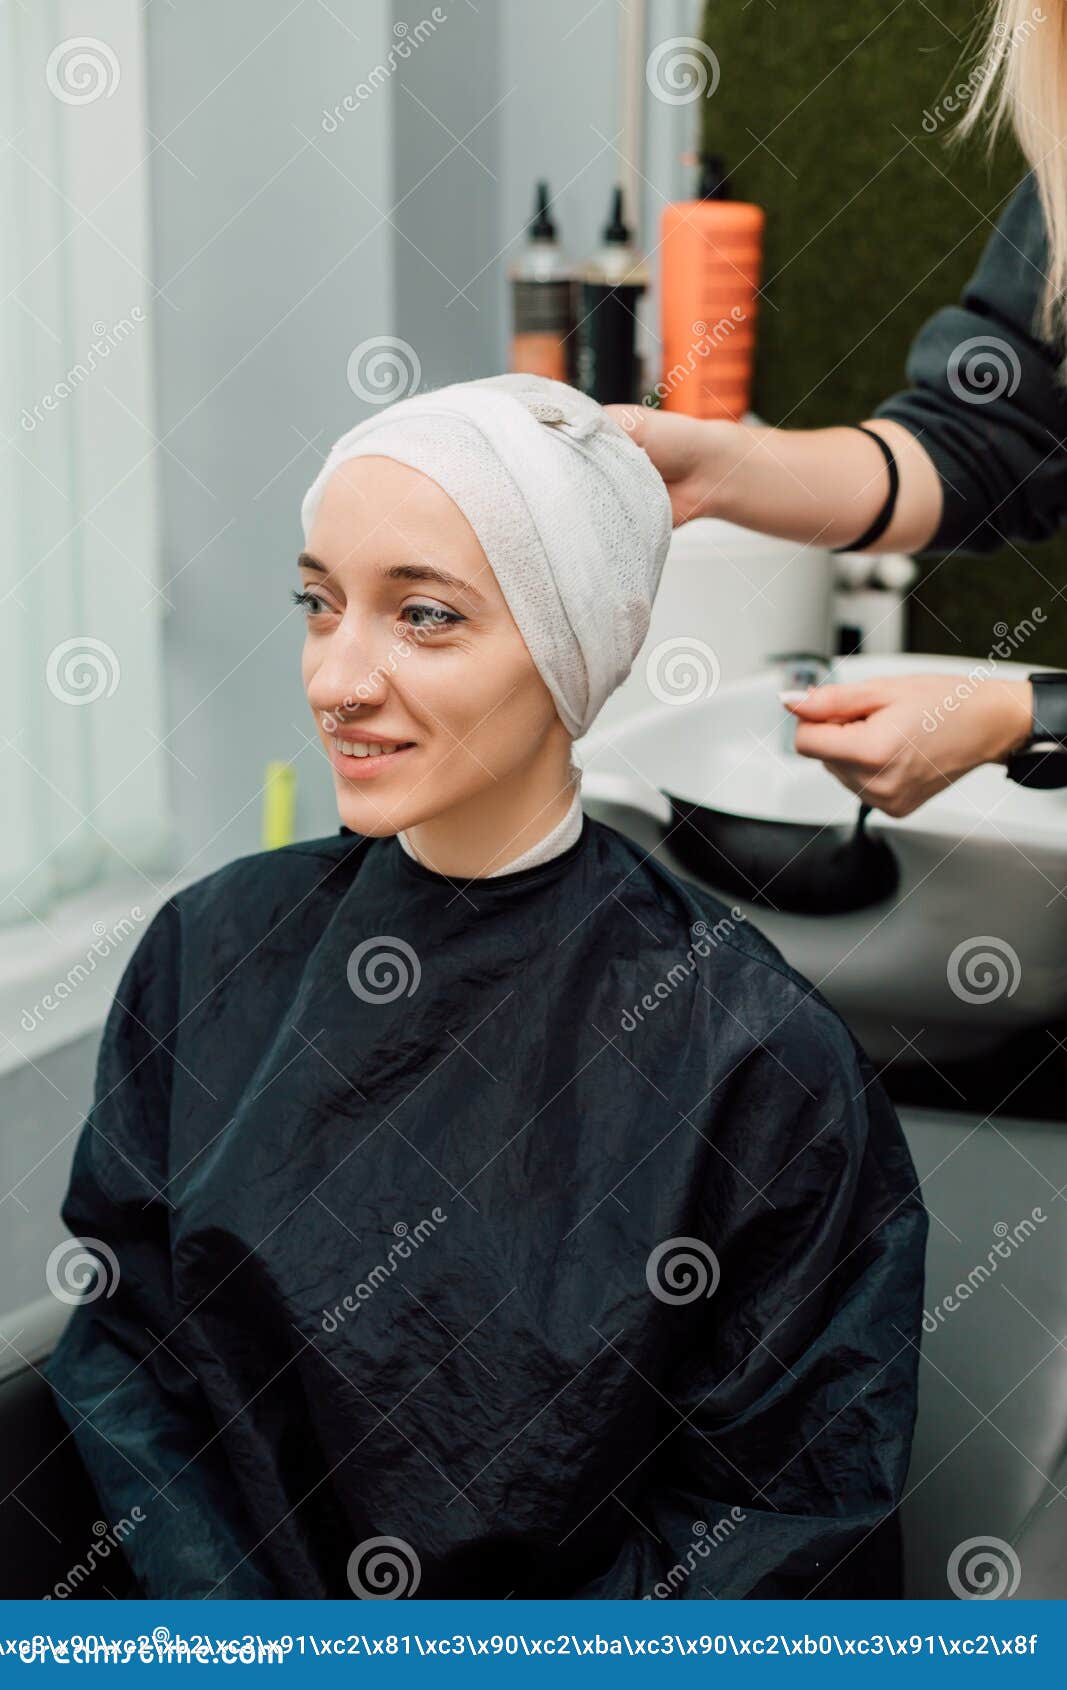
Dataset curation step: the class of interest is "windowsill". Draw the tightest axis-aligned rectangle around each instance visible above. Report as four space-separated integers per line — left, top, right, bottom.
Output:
0 876 181 1079
0 1296 72 1383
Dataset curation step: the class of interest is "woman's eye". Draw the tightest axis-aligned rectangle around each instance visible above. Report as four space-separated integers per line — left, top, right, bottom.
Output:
290 586 328 616
289 589 464 631
402 602 464 631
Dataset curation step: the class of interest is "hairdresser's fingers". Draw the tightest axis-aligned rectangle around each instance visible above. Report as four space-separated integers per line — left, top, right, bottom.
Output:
781 682 891 723
791 720 863 761
819 758 872 799
606 406 702 476
792 717 896 765
818 753 935 819
605 404 647 445
604 406 728 525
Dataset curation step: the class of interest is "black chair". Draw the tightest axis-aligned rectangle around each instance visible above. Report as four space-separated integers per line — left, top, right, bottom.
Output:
3 1106 1065 1599
0 1356 138 1599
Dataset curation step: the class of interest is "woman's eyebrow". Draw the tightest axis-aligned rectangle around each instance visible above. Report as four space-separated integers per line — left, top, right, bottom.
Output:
296 552 484 603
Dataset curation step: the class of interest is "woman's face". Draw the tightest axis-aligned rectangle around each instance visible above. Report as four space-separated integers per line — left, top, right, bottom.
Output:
299 454 567 836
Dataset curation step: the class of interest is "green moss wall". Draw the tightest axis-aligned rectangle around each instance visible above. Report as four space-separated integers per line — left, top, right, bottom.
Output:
698 0 1067 662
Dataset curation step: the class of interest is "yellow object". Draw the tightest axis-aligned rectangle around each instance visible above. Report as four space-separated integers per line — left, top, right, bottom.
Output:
262 761 296 850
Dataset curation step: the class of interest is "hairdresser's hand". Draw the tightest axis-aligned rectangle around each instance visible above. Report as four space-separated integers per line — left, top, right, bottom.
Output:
605 405 741 526
782 674 1033 817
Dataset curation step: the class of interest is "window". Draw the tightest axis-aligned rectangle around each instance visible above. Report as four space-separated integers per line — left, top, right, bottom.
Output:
1 0 171 933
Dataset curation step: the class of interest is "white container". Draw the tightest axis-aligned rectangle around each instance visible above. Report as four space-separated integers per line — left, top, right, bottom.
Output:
585 515 834 741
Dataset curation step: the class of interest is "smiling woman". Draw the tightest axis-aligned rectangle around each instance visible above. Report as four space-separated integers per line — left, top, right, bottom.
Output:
43 373 926 1601
293 447 577 878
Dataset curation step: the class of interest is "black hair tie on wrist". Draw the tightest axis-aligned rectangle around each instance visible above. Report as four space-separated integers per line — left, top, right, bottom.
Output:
830 424 901 553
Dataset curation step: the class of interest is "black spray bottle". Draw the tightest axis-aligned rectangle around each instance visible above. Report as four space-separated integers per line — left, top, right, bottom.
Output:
575 185 649 404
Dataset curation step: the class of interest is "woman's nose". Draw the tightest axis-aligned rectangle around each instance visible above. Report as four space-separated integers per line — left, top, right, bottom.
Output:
305 621 390 716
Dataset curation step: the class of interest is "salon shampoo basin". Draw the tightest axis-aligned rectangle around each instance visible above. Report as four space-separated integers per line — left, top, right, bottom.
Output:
577 653 1067 1066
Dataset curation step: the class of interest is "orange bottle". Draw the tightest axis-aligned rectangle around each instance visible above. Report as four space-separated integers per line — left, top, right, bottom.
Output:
658 155 764 420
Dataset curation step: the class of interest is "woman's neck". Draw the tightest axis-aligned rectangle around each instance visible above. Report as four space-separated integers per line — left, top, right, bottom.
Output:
397 747 583 879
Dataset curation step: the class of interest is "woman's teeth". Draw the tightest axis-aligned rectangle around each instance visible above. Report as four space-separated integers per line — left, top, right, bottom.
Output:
331 737 407 759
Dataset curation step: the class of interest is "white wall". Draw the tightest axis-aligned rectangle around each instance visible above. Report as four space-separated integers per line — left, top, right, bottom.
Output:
146 0 398 875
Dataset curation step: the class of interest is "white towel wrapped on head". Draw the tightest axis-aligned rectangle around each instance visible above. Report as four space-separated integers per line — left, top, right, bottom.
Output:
299 372 672 739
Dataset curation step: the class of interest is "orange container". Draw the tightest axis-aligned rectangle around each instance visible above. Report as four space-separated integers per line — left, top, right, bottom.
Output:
658 157 764 420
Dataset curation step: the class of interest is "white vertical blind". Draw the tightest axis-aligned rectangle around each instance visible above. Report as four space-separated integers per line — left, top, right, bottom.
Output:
1 0 170 928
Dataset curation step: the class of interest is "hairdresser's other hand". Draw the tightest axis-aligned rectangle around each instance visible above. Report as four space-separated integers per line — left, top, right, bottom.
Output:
605 405 739 526
782 674 1033 817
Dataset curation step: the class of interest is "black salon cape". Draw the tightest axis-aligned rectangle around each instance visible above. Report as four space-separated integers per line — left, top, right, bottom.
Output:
44 815 927 1601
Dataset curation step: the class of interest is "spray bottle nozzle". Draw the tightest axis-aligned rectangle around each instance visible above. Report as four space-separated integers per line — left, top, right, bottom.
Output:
603 184 631 243
529 180 557 240
697 154 733 201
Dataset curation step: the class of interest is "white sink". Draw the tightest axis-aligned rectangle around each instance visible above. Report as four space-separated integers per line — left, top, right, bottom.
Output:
577 653 1067 1066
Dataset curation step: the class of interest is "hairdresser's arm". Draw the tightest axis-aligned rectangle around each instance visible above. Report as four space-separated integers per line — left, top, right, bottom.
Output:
608 171 1067 555
604 408 943 551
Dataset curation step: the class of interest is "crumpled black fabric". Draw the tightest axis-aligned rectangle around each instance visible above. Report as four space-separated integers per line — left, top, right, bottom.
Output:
44 815 927 1600
875 170 1067 557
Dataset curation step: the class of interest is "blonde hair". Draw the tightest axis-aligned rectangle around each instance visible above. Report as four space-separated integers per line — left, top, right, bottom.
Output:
952 2 1065 352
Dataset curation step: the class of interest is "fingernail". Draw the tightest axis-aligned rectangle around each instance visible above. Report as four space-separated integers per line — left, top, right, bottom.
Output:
779 689 809 705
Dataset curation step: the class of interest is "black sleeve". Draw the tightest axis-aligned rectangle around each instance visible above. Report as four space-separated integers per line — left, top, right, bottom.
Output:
41 899 279 1599
570 997 927 1600
874 170 1067 555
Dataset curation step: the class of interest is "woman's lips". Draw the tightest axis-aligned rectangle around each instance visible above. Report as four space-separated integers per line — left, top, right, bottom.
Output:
326 737 416 780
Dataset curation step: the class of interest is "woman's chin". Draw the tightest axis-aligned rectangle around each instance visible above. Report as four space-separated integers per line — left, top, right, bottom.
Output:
336 800 406 837
334 782 424 837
